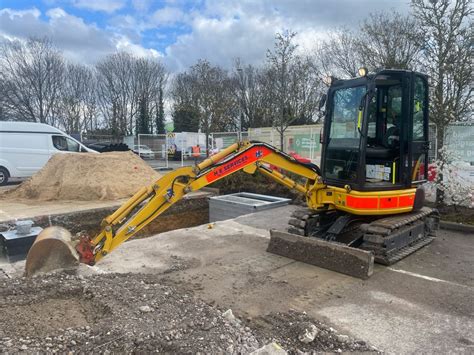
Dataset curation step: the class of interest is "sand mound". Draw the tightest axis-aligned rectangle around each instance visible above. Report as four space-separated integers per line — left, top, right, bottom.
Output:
3 151 162 201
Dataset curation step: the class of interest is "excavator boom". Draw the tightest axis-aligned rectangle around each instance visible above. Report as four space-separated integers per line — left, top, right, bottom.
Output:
82 141 323 264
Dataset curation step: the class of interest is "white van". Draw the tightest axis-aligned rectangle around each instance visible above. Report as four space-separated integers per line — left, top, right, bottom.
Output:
0 121 96 185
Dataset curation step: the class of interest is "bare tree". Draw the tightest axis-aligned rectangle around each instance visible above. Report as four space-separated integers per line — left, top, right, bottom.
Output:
171 60 237 153
0 78 14 121
316 29 361 79
57 63 98 134
287 55 323 125
412 0 472 205
266 31 298 150
411 0 473 148
234 60 270 129
134 57 167 134
265 32 321 149
96 53 167 138
357 12 422 71
193 60 237 152
0 38 64 124
96 52 136 137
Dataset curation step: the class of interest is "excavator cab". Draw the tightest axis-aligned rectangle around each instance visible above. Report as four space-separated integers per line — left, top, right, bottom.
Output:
320 70 430 194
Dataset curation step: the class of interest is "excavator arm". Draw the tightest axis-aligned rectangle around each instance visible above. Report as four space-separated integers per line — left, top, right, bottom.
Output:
77 141 325 265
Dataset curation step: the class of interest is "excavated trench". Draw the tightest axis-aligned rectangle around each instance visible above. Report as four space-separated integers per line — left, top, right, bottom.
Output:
41 194 210 237
0 194 211 262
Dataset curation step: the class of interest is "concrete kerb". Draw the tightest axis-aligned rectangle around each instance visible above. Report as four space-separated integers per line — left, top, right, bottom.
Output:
439 220 474 234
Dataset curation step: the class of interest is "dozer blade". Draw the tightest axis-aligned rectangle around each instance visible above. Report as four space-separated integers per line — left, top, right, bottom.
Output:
25 227 80 277
267 230 374 279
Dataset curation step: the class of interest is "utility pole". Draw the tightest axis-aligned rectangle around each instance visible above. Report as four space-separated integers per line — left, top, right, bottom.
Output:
236 67 244 135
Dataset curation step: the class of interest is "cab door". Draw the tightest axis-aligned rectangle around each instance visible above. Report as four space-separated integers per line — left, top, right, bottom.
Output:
321 79 367 187
410 74 430 184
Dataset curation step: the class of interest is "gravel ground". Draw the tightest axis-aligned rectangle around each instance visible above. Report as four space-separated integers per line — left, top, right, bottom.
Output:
0 272 376 353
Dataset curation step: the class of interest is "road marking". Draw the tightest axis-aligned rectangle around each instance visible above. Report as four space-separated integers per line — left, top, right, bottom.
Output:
387 267 472 289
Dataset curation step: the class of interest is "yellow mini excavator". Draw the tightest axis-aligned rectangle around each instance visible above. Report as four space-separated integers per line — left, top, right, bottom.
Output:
25 69 439 279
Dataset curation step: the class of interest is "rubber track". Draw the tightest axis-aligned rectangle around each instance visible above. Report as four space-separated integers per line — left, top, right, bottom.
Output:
287 207 438 266
376 236 435 265
361 207 438 265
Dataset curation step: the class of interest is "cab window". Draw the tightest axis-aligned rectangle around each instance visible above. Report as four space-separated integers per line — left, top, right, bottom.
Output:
386 86 402 128
52 135 80 152
367 95 377 139
323 86 365 182
329 85 365 146
413 77 426 140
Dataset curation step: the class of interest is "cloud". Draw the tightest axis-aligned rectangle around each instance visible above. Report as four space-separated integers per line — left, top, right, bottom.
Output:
132 0 153 12
0 7 41 19
164 14 279 71
150 7 186 27
0 0 410 72
0 7 161 64
115 36 162 58
162 0 409 71
71 0 126 13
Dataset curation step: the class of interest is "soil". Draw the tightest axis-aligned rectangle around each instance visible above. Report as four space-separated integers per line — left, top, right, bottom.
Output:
435 204 474 225
1 152 161 201
0 272 375 354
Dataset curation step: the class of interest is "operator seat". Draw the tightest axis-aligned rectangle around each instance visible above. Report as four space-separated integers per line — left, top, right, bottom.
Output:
365 126 399 160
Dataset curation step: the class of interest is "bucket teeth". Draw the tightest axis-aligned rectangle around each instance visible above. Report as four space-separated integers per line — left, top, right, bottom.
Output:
24 227 79 277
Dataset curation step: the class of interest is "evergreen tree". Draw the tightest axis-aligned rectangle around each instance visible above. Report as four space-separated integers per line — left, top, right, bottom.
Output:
136 98 150 134
173 107 200 132
155 85 165 134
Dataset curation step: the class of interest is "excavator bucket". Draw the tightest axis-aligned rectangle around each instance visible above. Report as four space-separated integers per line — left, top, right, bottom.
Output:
267 230 374 279
25 227 80 277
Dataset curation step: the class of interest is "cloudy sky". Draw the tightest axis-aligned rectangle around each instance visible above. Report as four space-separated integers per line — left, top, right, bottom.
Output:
0 0 410 72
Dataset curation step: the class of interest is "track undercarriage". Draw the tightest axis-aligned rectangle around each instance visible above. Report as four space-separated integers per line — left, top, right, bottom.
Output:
287 207 439 265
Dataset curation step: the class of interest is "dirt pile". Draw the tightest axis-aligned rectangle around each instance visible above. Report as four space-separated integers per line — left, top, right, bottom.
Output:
0 272 374 354
2 152 161 201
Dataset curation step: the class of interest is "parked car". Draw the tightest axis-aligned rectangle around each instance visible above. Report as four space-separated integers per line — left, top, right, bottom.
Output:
85 142 130 153
132 145 155 159
0 121 97 186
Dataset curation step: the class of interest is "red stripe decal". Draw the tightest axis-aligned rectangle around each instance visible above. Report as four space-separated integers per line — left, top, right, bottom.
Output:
399 195 415 207
380 197 398 208
205 146 272 183
346 196 378 209
347 194 415 210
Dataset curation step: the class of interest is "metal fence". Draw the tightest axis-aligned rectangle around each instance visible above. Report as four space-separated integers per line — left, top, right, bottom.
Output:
428 123 437 162
137 134 169 169
210 132 242 151
247 124 323 164
90 123 474 170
